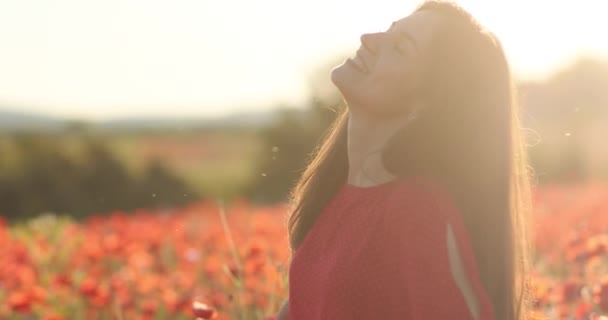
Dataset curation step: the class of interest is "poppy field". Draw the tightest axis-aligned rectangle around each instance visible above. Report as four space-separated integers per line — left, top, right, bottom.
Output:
529 181 608 319
1 181 608 320
0 197 290 320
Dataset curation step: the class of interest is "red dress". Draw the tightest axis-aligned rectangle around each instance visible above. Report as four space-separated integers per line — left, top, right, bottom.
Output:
288 176 496 320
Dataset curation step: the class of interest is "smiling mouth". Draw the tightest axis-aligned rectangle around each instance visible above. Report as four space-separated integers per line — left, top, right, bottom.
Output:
347 58 364 73
348 52 368 73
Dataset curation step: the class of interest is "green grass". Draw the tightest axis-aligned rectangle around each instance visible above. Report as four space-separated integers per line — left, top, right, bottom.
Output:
0 129 265 199
104 130 264 198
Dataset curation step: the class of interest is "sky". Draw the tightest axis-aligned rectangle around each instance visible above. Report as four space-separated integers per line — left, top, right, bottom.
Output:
0 0 606 121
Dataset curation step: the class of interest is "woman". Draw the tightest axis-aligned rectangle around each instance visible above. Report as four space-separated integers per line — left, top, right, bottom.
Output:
276 1 535 319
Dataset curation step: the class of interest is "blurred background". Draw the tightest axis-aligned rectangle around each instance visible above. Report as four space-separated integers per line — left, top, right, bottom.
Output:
0 0 607 319
1 0 606 221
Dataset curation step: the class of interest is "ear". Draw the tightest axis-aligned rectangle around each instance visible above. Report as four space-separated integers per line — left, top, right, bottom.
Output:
447 222 481 320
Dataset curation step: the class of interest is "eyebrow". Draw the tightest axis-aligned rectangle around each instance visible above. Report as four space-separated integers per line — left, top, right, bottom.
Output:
389 21 420 54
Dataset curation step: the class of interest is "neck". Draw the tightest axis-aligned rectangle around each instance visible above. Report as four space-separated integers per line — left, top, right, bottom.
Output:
346 106 417 187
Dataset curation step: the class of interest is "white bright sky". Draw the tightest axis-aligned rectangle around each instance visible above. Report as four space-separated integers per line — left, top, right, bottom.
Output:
0 0 606 121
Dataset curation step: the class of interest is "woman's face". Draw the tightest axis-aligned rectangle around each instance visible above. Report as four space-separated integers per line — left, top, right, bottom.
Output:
331 10 437 118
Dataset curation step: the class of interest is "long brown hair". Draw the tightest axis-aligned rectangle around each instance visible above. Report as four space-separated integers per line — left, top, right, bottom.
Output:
286 1 535 320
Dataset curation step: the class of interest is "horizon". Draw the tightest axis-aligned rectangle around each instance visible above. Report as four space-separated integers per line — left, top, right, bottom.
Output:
1 0 606 121
0 104 288 122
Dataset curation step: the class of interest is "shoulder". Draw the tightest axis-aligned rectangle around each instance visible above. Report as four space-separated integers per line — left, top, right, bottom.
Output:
373 175 467 264
371 178 485 320
382 176 458 227
371 176 460 291
371 178 447 254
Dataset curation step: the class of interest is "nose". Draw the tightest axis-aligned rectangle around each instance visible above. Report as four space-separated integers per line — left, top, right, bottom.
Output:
359 32 382 54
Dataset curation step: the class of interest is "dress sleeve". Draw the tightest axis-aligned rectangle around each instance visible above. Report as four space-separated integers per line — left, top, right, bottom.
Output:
368 180 477 320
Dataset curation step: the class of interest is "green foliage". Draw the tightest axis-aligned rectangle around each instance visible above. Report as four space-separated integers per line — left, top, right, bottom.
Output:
103 128 262 201
242 104 340 204
0 133 198 222
241 56 348 204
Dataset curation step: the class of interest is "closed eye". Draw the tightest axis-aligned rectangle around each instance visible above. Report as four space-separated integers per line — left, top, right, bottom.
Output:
394 42 407 54
387 21 419 55
387 31 410 55
392 35 411 55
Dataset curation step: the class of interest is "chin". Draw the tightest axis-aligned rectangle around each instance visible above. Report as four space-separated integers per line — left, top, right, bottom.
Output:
330 63 346 86
330 62 357 99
